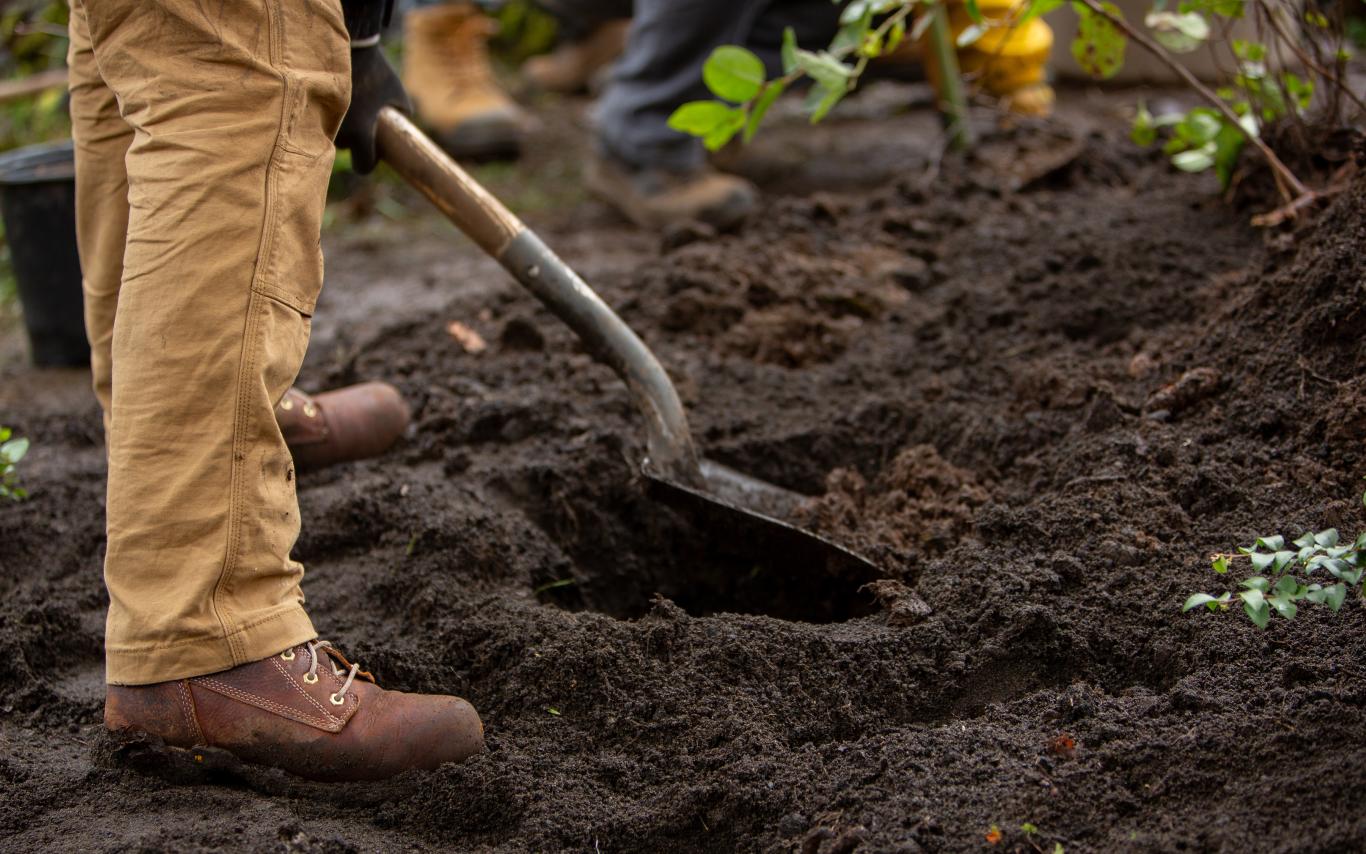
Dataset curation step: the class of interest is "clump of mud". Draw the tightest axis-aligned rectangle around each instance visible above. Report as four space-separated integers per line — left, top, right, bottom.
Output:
797 444 989 575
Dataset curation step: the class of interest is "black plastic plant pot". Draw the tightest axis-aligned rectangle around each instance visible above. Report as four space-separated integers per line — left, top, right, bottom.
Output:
0 140 89 368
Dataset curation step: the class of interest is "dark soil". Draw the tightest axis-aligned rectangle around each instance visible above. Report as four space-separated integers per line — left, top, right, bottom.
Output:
3 87 1366 853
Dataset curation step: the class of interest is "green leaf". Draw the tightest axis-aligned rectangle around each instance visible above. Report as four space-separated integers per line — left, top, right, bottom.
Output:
743 80 786 143
1273 574 1300 596
0 437 29 463
1323 583 1347 612
702 107 748 151
957 23 987 48
1071 1 1128 79
1249 553 1275 573
1240 589 1269 628
667 100 738 135
793 49 853 90
1184 593 1219 612
807 82 847 123
1294 532 1316 549
1145 10 1210 53
1267 594 1297 620
1240 576 1270 592
1172 142 1216 172
0 428 10 442
703 46 767 103
1218 121 1251 188
1271 550 1297 574
1211 555 1230 574
831 17 870 56
1324 558 1354 580
885 17 907 54
965 0 983 23
781 26 798 75
1254 535 1285 551
1314 529 1340 548
1020 822 1038 835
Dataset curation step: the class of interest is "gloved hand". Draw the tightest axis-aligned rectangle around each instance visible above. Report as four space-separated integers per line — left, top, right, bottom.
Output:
336 45 411 174
335 0 411 174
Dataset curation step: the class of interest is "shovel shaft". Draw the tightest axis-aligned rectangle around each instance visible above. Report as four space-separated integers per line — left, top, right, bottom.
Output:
374 107 702 483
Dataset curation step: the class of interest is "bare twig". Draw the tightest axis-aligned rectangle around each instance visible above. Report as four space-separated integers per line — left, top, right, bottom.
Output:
1076 0 1311 206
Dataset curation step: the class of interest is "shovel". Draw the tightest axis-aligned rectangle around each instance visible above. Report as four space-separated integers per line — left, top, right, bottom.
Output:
374 107 880 592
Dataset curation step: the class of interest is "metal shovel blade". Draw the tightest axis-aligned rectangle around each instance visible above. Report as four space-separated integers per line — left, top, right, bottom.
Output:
642 457 882 585
375 107 884 591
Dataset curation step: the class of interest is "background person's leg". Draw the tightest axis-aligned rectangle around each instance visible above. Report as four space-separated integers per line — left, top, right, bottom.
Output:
595 0 838 171
82 0 350 684
67 0 131 428
595 0 772 173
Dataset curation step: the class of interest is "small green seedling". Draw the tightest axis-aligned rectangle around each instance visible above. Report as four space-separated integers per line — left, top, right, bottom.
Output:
1186 528 1364 628
0 426 29 501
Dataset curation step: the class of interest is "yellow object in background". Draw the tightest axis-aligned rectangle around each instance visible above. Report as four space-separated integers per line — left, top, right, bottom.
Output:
925 0 1056 117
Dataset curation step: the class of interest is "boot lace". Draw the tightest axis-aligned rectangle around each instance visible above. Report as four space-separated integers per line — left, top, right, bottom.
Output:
305 639 359 705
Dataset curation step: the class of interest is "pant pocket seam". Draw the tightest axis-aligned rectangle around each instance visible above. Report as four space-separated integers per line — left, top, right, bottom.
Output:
253 281 317 317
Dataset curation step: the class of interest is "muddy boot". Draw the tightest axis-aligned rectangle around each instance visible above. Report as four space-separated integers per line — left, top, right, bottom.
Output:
104 640 484 782
522 18 630 94
403 3 528 160
276 382 410 472
586 152 757 231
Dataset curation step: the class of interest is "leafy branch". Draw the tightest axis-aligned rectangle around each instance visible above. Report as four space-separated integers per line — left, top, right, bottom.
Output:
0 426 29 501
1185 529 1364 628
1073 0 1313 214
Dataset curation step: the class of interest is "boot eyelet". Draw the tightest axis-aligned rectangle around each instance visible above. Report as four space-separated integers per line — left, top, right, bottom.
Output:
303 673 318 684
280 649 295 661
303 403 318 418
329 693 345 705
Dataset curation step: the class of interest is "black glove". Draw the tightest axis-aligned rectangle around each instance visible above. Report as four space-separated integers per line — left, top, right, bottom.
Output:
335 0 411 174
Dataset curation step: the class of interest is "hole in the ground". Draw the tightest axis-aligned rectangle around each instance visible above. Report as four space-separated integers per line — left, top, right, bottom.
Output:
537 545 880 624
492 467 882 624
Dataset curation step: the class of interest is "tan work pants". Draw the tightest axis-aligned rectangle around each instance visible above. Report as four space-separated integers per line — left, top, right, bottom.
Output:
68 0 350 684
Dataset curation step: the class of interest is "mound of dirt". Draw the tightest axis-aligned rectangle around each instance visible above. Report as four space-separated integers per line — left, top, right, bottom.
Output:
3 100 1365 853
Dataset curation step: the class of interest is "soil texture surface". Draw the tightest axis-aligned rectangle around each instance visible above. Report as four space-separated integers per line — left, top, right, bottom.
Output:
2 86 1365 852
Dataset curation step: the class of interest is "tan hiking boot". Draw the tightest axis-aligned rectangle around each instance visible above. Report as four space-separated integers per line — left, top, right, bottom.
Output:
523 18 630 94
105 640 485 782
403 3 528 159
587 152 757 231
276 382 411 472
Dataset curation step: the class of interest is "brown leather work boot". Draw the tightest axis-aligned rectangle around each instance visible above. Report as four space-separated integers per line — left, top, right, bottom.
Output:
403 3 529 160
522 18 630 94
104 640 484 782
586 152 757 231
276 382 410 472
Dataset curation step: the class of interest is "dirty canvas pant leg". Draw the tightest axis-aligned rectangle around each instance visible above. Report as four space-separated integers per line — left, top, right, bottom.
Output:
594 0 838 172
68 0 351 685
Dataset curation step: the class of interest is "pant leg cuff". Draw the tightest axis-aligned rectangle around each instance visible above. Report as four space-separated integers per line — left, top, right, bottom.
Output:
105 605 317 685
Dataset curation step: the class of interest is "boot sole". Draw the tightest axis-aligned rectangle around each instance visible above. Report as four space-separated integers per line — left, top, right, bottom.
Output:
90 726 422 797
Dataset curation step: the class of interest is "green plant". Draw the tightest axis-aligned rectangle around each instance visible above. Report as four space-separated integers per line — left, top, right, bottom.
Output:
668 1 992 151
669 0 1357 224
1185 528 1364 628
0 426 30 501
